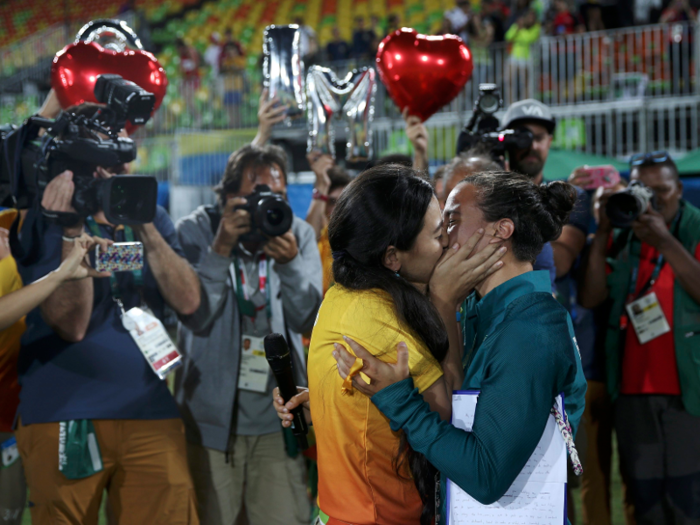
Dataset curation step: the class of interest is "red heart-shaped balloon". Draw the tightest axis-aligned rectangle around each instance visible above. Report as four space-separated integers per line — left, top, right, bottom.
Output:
51 41 168 134
376 29 473 122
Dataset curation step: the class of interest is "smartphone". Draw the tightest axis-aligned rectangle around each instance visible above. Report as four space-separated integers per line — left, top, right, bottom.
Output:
580 165 621 190
95 242 144 273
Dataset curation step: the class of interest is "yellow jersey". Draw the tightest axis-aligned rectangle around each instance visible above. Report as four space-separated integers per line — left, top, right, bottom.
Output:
308 284 443 524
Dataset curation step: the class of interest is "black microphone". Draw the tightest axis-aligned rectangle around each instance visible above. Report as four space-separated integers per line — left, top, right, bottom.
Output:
264 333 309 450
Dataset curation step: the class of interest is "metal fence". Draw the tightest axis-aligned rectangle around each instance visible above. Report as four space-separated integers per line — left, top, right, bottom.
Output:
2 21 699 214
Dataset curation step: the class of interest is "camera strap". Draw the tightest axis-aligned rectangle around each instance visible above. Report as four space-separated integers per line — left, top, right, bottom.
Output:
619 209 682 331
232 255 271 320
85 216 143 300
625 209 682 302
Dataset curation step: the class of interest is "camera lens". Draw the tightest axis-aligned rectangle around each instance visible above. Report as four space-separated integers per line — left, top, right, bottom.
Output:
606 193 644 228
256 194 293 237
606 182 654 228
479 94 500 114
267 208 284 226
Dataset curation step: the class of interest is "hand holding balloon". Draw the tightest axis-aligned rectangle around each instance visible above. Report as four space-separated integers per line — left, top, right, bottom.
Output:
253 88 288 146
403 108 429 170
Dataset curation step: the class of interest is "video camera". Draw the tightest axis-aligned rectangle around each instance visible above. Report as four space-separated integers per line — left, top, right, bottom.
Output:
0 74 157 226
456 84 533 166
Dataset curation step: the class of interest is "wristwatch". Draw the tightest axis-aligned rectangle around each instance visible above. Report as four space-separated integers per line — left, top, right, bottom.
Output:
312 188 329 202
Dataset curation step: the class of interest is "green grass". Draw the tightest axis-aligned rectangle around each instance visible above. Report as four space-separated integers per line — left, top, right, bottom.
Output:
21 436 630 525
570 433 628 525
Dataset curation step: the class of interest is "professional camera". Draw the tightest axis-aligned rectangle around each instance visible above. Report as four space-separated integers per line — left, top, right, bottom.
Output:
236 184 293 243
605 181 657 228
0 74 157 226
456 84 533 166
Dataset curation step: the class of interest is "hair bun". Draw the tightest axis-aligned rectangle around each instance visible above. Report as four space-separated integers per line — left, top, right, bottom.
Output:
538 181 578 241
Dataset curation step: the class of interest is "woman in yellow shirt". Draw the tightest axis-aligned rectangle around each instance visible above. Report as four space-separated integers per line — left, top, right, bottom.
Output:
298 164 506 525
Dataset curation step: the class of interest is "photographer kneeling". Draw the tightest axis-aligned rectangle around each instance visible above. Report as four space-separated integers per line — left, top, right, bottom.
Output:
175 144 322 525
14 103 201 525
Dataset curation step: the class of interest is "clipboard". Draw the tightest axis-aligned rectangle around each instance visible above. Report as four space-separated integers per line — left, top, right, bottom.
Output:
446 391 568 525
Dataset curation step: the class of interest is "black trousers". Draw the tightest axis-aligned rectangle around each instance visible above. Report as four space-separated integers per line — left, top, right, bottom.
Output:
615 394 700 524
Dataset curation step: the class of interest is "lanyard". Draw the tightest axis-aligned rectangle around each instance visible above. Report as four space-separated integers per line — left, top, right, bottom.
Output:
619 210 681 330
85 216 143 300
625 210 681 302
233 255 271 319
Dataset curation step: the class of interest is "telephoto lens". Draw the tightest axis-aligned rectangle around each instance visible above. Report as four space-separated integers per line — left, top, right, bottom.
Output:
605 181 656 228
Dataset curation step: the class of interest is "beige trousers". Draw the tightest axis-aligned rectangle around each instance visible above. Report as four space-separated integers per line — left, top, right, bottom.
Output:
187 431 309 525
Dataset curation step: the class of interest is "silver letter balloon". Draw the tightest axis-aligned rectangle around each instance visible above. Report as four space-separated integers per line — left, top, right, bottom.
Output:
262 25 305 120
306 66 376 163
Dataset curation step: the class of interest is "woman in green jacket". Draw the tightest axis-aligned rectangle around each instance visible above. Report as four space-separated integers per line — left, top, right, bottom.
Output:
333 171 587 522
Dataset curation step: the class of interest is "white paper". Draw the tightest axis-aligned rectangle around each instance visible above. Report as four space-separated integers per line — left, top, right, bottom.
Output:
447 393 567 525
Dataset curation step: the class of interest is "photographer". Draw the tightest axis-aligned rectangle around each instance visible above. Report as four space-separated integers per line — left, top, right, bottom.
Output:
175 144 322 525
14 104 201 524
579 153 700 525
502 99 591 290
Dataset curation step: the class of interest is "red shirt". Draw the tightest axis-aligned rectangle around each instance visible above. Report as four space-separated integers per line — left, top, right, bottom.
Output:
552 12 577 35
620 240 700 395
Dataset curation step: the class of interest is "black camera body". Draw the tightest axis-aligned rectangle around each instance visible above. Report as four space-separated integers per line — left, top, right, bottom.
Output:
0 74 157 225
456 84 533 166
606 180 658 228
236 184 294 243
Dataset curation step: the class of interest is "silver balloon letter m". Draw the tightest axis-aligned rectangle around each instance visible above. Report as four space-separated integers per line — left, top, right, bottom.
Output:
306 66 377 162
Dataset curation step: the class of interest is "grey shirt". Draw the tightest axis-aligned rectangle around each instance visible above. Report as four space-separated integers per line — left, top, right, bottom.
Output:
235 249 279 436
174 206 323 452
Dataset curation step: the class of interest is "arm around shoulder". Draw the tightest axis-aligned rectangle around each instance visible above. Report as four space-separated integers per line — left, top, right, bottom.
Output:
372 316 565 505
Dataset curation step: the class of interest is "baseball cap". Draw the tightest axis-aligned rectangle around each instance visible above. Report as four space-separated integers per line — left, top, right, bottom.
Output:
501 99 556 134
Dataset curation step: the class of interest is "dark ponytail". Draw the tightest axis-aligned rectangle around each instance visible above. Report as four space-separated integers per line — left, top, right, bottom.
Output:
328 164 448 525
461 172 577 262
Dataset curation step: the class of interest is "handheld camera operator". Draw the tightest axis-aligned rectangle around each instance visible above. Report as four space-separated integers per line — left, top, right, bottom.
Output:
501 99 591 281
579 152 700 524
174 143 322 525
7 77 201 524
458 88 592 289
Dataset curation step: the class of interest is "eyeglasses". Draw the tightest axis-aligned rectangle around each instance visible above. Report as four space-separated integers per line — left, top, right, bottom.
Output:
629 150 671 167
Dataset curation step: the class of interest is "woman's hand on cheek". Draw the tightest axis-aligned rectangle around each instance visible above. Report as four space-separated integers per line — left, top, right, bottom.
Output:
333 337 410 397
429 228 506 310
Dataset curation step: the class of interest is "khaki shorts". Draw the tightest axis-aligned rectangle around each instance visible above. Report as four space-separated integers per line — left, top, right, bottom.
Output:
16 418 198 525
187 431 309 525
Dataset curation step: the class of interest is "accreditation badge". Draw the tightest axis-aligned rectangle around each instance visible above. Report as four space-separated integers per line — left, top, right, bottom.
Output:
238 335 270 393
625 292 671 344
1 436 19 468
121 306 182 380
